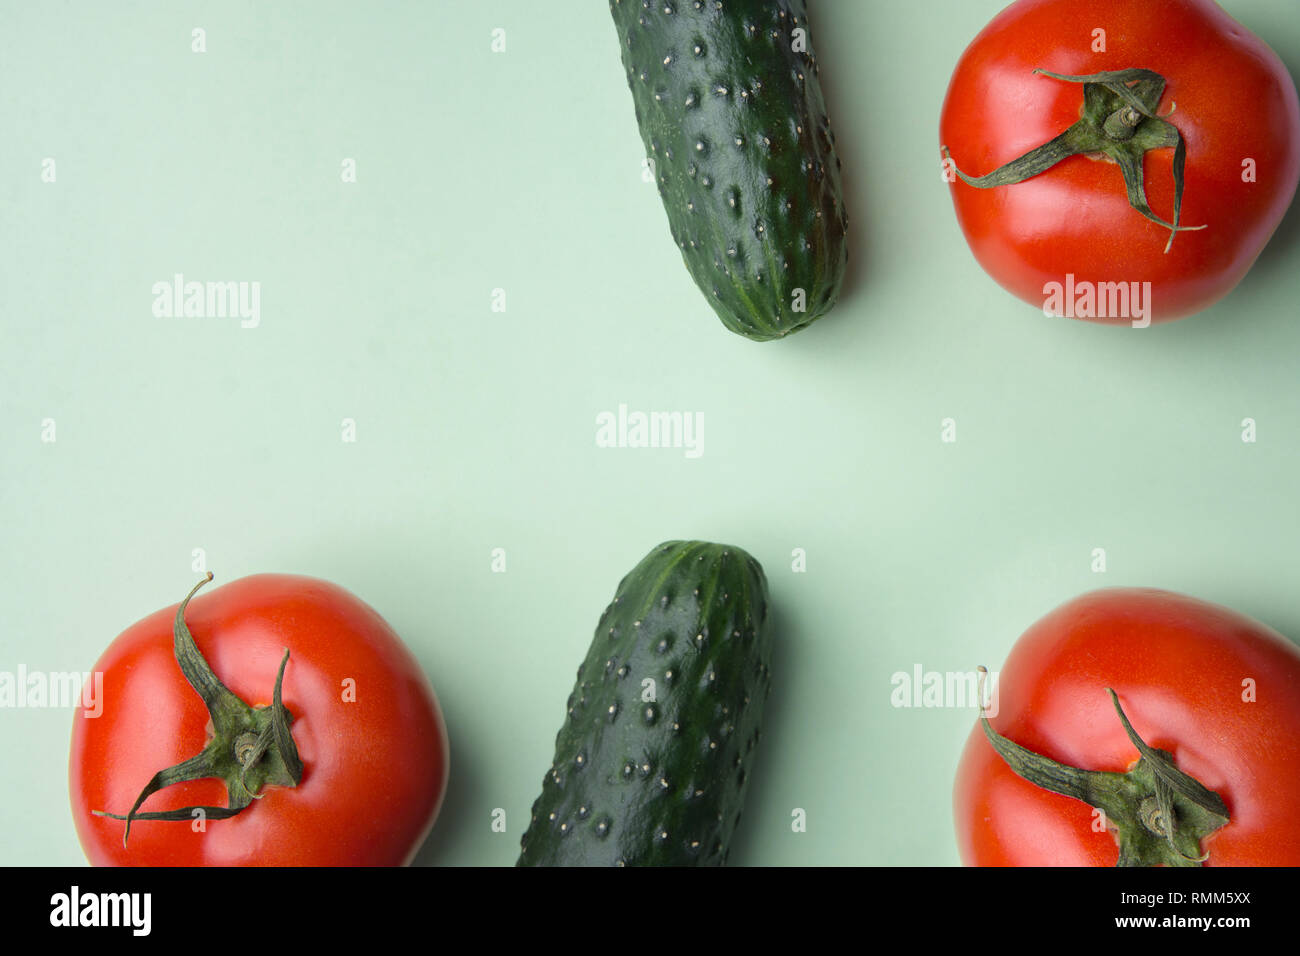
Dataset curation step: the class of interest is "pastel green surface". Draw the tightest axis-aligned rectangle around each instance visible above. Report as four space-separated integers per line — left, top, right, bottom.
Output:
2 0 1298 866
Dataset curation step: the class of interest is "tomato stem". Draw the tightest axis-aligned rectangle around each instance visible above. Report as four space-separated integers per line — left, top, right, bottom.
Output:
92 575 305 846
975 670 1228 867
942 67 1208 253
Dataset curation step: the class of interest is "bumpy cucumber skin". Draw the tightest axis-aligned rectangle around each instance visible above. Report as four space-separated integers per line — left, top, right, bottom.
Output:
518 541 772 866
610 0 848 341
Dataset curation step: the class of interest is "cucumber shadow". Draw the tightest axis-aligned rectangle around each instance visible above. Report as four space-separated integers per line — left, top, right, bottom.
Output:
814 9 868 325
726 588 795 866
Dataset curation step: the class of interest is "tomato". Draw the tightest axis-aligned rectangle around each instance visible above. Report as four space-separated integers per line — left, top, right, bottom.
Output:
939 0 1300 323
69 574 449 866
955 588 1300 866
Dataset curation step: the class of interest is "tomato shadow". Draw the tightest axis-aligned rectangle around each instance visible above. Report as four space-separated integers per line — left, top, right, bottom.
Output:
1246 47 1300 278
1251 169 1300 279
1243 603 1300 655
409 691 476 866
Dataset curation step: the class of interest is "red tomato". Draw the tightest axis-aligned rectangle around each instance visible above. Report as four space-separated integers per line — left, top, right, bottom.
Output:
69 574 449 866
955 588 1300 865
940 0 1300 323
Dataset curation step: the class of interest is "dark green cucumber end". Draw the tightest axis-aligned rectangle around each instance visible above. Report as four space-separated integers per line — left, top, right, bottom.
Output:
518 540 773 866
611 0 849 342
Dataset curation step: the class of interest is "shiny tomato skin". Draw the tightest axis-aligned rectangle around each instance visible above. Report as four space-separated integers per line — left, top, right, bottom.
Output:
70 574 449 866
940 0 1300 323
955 588 1300 866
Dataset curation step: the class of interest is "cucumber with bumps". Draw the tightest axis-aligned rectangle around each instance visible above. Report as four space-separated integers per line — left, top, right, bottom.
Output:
610 0 848 341
518 540 773 866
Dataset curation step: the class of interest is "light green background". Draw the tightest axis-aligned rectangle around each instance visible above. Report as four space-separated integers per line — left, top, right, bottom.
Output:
2 1 1298 866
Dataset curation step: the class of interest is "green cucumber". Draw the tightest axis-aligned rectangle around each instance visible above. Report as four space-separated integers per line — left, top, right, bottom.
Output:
610 0 848 341
518 540 773 866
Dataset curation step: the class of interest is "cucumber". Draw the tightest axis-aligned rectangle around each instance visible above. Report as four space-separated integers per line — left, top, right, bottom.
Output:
518 540 773 866
610 0 848 341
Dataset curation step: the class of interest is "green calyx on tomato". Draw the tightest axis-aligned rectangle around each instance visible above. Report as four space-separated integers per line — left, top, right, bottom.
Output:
976 667 1227 867
92 573 304 844
943 68 1207 253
